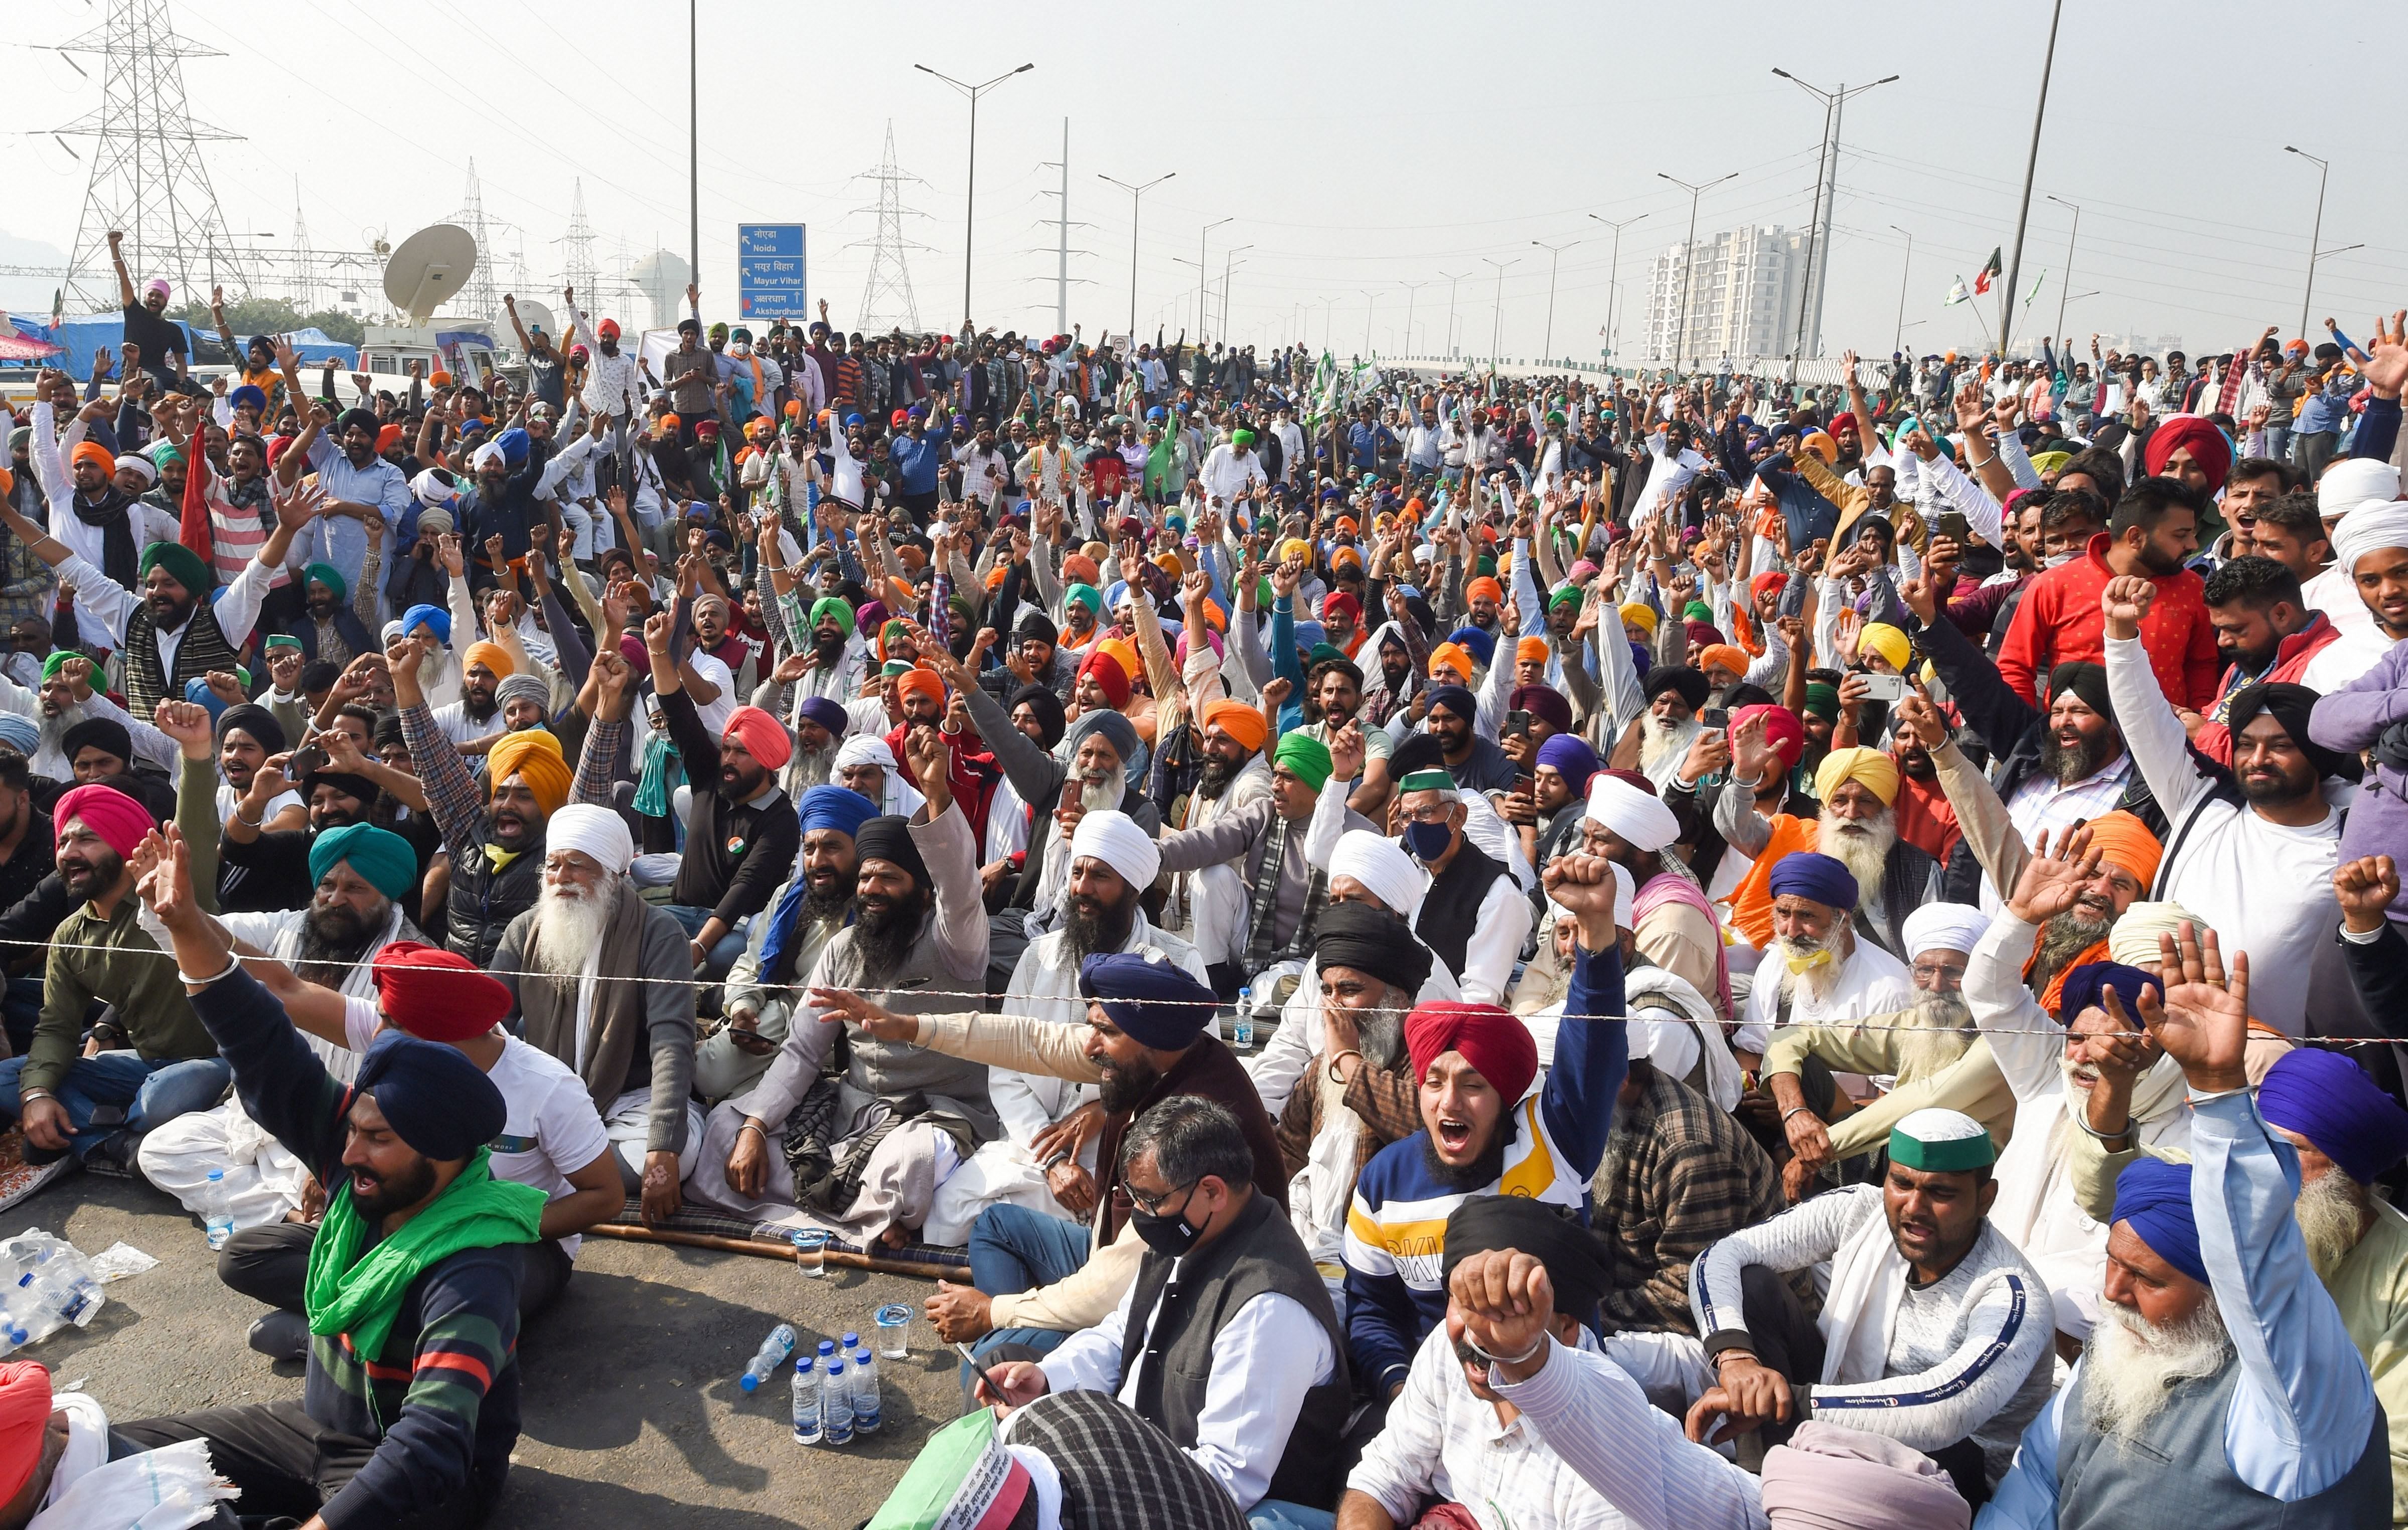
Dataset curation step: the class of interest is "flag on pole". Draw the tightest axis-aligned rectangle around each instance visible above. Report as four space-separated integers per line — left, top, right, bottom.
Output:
2023 269 2048 307
1944 277 1971 308
1972 248 2003 296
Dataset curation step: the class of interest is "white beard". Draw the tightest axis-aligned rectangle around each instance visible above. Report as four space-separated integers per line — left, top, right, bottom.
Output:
1640 715 1697 774
1818 807 1896 907
1767 932 1844 1007
1892 989 1976 1080
1079 775 1120 814
529 873 622 974
2296 1170 2370 1282
2081 1301 2231 1445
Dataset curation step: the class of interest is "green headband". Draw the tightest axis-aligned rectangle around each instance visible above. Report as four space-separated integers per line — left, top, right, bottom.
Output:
1888 1125 1997 1174
1396 767 1456 794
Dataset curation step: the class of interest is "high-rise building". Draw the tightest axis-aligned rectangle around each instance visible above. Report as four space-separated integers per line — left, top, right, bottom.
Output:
1642 225 1810 367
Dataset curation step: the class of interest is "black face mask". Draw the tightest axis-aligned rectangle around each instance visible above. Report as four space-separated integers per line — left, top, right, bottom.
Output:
1129 1191 1205 1258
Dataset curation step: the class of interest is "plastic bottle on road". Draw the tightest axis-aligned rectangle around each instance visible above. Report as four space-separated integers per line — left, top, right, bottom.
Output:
790 1356 821 1444
202 1169 235 1251
850 1347 880 1434
821 1357 854 1445
1233 987 1255 1050
739 1323 798 1392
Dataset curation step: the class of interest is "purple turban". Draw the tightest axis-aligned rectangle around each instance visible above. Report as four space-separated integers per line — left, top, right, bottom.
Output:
2056 961 2158 1025
2112 1156 2205 1286
1766 851 1856 911
2259 1048 2408 1185
1535 732 1600 795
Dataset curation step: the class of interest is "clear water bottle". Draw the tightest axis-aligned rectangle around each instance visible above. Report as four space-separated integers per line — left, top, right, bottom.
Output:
739 1323 798 1393
850 1346 880 1434
790 1356 821 1445
821 1357 855 1445
841 1331 860 1355
1233 987 1255 1050
816 1338 837 1366
202 1168 235 1251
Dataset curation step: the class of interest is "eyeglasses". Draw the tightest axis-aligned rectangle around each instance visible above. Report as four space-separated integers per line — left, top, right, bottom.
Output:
1124 1176 1197 1218
1400 801 1457 825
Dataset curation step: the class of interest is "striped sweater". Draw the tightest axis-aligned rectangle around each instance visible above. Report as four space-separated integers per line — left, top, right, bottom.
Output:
1341 943 1627 1393
190 966 522 1528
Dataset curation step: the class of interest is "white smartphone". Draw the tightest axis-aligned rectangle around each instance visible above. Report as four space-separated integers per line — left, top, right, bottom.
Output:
1859 672 1908 703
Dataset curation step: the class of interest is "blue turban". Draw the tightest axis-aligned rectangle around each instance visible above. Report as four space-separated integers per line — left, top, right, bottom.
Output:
229 383 266 414
1536 733 1601 795
309 823 417 902
1767 851 1857 911
353 1029 507 1162
799 784 879 841
1448 625 1496 671
1078 952 1218 1050
493 426 532 467
2259 1048 2408 1185
183 676 233 725
796 695 849 736
2111 1155 2206 1286
401 604 451 646
0 715 36 756
1424 683 1479 724
2056 961 2158 1025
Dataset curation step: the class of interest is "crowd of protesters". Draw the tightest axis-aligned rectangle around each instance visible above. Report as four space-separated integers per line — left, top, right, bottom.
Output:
0 241 2403 1530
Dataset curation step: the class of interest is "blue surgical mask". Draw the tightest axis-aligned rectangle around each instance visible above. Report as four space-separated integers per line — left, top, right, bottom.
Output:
1404 820 1453 863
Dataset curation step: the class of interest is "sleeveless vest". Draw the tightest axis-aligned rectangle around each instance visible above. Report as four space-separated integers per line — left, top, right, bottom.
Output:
1416 839 1507 987
2056 1354 2389 1529
1117 1190 1350 1511
122 600 241 719
445 831 547 971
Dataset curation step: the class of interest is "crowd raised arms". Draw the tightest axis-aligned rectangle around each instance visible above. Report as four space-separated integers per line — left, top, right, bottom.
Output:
4 272 2408 1530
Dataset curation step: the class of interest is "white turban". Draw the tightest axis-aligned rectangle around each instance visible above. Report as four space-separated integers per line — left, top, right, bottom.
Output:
1329 830 1424 918
471 441 507 472
545 803 634 875
1900 901 1988 960
1069 808 1160 891
834 733 898 771
2328 498 2408 575
1611 862 1634 931
2108 899 2201 968
1584 773 1680 852
116 454 157 488
410 467 458 509
2317 457 2400 518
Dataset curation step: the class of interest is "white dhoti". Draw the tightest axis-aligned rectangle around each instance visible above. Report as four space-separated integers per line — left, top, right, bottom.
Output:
685 1093 962 1246
604 1088 705 1186
134 1100 313 1231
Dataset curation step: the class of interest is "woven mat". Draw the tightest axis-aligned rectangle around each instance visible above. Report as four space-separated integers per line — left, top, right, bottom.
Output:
603 1197 970 1274
0 1130 72 1216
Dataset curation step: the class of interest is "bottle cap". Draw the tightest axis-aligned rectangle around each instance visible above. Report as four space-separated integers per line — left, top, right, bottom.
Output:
842 1332 859 1347
738 1373 761 1392
818 1339 836 1355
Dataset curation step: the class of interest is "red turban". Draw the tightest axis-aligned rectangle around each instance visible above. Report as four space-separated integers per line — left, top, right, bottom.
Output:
371 941 513 1042
1750 571 1789 600
1684 619 1725 648
1320 590 1362 625
53 783 152 858
723 705 793 770
1078 648 1130 710
1601 768 1658 797
1828 411 1860 440
1406 1002 1539 1106
2144 415 2232 493
1731 702 1805 768
0 1361 48 1505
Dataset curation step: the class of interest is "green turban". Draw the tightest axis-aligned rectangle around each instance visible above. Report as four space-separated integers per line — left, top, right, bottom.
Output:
1803 681 1841 721
304 562 347 601
265 633 303 653
140 541 213 597
1306 642 1348 669
1273 731 1333 791
809 595 856 638
308 823 416 903
1547 585 1583 611
40 652 75 683
1064 583 1104 615
1231 429 1257 447
1683 600 1713 623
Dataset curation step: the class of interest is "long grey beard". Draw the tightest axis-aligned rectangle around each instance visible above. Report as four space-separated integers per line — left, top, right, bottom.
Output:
1817 808 1895 908
2081 1301 2232 1446
2296 1169 2371 1282
1639 716 1696 775
528 876 621 975
1892 989 1976 1080
1357 1001 1408 1070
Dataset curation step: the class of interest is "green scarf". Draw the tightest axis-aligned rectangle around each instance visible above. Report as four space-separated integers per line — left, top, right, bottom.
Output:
305 1148 546 1364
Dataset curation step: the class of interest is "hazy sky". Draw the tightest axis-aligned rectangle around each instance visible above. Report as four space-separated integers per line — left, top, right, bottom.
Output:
7 0 2404 363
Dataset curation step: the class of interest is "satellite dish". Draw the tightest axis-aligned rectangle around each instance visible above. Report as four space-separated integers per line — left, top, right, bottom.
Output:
383 224 478 325
508 298 557 344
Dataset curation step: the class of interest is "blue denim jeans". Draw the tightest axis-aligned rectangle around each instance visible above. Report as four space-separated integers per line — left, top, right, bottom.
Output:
664 903 748 978
0 1051 232 1158
964 1202 1092 1379
1246 1504 1336 1530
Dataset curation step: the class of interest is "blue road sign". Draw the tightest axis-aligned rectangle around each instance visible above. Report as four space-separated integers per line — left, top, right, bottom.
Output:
736 224 808 318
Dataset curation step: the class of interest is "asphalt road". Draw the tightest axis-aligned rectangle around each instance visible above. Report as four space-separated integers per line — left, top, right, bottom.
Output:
19 1172 961 1527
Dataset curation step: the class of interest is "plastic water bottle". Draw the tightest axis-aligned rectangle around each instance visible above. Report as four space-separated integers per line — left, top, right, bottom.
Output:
850 1346 880 1434
816 1338 837 1366
739 1323 798 1393
1233 987 1255 1050
841 1330 860 1355
202 1169 235 1251
790 1357 821 1445
821 1357 855 1445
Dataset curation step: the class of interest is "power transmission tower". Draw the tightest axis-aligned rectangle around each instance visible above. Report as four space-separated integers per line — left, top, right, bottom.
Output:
851 121 932 331
52 0 249 312
288 178 321 313
445 160 503 322
558 179 599 302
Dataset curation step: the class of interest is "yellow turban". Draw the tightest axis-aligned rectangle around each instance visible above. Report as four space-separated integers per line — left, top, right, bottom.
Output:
1815 745 1901 807
1857 623 1910 675
486 729 571 816
462 641 514 680
1279 538 1313 564
1620 602 1659 636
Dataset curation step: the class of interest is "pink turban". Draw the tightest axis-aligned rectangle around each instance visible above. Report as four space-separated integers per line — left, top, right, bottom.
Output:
54 783 153 858
723 706 793 770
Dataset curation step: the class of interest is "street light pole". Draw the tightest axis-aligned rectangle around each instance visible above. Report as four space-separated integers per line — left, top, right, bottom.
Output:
2044 194 2080 348
1889 224 1913 355
1362 289 1379 356
1440 270 1469 358
1481 258 1517 368
1530 238 1581 363
1399 279 1429 355
1195 216 1232 341
1771 69 1899 357
1658 171 1736 375
915 61 1036 331
2285 146 2332 339
1997 0 2064 356
1221 245 1251 338
1588 214 1644 363
1098 170 1174 341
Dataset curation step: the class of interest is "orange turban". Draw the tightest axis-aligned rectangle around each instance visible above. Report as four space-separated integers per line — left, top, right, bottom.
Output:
1151 551 1182 577
2081 810 2163 889
985 564 1008 590
486 729 571 816
71 441 115 476
462 641 513 679
1465 576 1504 605
1516 636 1552 665
893 665 946 711
1201 698 1267 753
1062 554 1102 586
1699 644 1749 678
1430 643 1474 684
